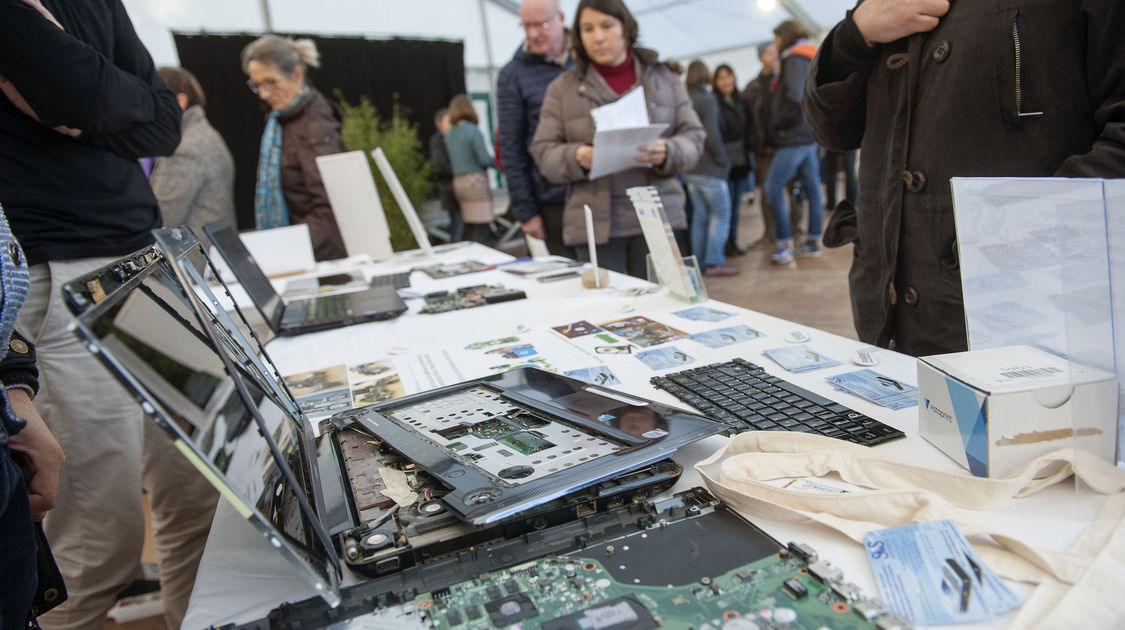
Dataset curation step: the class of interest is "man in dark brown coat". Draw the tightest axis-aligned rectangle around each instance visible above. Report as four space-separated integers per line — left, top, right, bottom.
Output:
803 0 1125 357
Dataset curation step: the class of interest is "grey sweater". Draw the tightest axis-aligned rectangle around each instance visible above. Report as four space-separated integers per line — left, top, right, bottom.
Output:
150 105 235 247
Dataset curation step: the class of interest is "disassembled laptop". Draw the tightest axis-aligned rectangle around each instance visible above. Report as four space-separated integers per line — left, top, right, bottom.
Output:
64 227 911 629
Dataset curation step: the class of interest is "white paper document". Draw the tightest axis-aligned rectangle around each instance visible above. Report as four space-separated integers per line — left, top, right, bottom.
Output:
588 86 668 180
589 125 668 180
590 85 650 129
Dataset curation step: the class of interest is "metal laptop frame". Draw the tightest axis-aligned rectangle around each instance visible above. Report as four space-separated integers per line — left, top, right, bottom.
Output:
65 227 726 607
64 229 345 605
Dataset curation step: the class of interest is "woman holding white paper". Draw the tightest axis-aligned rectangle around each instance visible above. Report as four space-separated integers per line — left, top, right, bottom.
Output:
530 0 704 277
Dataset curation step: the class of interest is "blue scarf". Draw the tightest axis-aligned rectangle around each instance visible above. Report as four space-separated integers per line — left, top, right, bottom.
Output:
254 87 310 230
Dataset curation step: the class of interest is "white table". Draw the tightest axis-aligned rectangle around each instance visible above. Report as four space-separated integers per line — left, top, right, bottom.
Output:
181 244 1105 629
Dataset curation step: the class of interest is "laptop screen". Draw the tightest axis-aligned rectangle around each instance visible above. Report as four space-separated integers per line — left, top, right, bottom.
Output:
63 230 342 604
202 219 286 331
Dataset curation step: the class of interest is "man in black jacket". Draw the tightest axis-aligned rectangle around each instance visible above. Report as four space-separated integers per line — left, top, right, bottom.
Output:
497 0 573 256
803 0 1125 356
0 1 195 627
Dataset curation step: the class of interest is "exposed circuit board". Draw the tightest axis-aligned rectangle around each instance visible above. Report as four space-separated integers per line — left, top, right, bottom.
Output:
419 285 526 314
385 386 621 486
415 501 912 630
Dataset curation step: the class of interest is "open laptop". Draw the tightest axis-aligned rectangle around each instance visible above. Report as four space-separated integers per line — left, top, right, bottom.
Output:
315 151 395 262
202 219 407 336
62 227 725 608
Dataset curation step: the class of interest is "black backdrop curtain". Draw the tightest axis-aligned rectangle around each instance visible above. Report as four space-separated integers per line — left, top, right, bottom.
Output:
174 33 466 229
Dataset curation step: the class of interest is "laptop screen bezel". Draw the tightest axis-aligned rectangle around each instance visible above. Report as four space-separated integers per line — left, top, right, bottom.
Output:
64 228 344 605
202 219 287 333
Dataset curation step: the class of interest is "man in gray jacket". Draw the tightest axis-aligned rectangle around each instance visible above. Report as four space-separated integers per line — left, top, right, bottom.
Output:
803 0 1125 356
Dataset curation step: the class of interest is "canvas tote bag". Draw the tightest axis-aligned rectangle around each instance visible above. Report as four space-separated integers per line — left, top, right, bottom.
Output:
694 432 1125 628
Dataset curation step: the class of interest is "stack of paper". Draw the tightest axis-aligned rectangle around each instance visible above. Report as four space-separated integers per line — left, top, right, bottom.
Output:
588 86 668 180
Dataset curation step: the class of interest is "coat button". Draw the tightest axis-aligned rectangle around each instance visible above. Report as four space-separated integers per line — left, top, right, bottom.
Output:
910 171 926 192
903 286 920 307
902 170 926 192
932 40 951 62
7 241 20 266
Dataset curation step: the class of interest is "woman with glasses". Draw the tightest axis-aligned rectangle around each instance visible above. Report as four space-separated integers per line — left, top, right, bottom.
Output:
530 0 704 278
241 35 347 260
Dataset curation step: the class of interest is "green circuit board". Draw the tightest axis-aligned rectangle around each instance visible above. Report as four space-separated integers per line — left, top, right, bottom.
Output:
415 547 893 630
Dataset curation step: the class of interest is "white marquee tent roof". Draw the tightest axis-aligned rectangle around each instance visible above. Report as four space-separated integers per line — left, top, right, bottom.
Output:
124 0 856 87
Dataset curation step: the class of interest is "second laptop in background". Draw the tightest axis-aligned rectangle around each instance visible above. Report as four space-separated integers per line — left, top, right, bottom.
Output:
203 219 407 336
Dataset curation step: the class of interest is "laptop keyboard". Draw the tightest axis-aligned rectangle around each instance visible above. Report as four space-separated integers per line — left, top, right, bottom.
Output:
305 294 352 321
369 271 411 289
650 358 905 447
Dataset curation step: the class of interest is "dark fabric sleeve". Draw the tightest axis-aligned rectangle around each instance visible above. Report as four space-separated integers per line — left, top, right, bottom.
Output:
0 331 39 397
294 113 347 260
697 92 729 171
1054 0 1125 176
802 11 881 152
0 0 181 158
743 80 766 152
773 55 810 133
429 133 452 181
497 65 539 223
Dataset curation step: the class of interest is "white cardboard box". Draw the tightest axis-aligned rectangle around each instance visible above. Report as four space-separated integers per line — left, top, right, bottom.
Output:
917 345 1117 478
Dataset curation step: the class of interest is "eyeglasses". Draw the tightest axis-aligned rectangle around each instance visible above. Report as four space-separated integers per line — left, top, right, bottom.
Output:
246 75 284 95
519 12 558 31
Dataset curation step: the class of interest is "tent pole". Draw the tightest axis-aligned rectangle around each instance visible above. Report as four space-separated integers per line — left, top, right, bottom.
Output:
259 0 274 33
477 0 499 127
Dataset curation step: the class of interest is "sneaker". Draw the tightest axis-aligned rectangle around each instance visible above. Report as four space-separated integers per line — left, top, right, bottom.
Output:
794 240 823 258
704 264 741 277
771 244 794 265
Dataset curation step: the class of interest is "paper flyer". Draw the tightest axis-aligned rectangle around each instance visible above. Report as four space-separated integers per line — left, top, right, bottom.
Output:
826 369 918 410
864 520 1021 625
